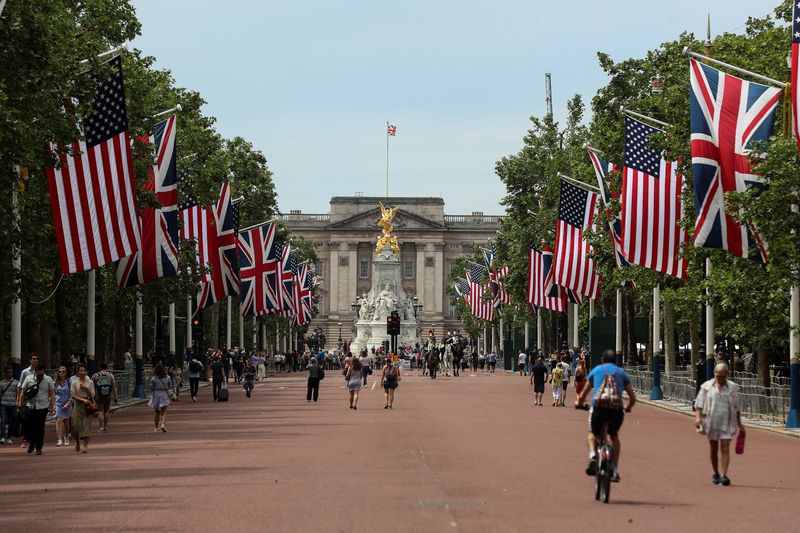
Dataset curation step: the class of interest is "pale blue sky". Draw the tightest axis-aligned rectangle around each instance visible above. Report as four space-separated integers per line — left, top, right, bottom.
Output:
131 0 779 215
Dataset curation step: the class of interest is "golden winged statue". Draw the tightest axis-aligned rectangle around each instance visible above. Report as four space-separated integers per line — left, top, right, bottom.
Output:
376 202 400 255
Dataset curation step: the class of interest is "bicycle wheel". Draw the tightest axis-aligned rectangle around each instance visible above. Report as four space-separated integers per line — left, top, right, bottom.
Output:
594 471 602 500
602 470 611 503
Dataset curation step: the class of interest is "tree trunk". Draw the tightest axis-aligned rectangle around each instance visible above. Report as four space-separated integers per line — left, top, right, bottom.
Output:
689 320 700 383
211 304 220 350
24 300 41 358
664 300 676 375
40 319 52 368
112 299 126 369
624 292 637 365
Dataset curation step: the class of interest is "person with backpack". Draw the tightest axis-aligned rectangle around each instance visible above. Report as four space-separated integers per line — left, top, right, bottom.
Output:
381 358 401 409
188 356 204 402
576 349 636 483
18 363 55 455
306 357 323 402
91 362 116 433
0 367 19 444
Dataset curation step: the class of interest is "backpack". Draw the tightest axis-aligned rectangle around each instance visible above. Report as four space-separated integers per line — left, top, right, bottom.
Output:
596 369 622 410
190 360 204 374
386 366 398 380
95 372 112 397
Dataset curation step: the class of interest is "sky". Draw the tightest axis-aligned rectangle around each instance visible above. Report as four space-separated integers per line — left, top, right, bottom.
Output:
130 0 780 215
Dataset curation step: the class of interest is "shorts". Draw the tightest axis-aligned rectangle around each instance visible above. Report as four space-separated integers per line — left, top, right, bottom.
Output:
589 407 624 437
561 381 568 391
707 429 733 441
533 382 545 394
518 363 525 371
96 395 112 413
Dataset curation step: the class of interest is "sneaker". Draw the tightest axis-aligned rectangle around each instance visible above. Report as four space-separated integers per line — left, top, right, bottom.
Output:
35 450 42 455
161 426 167 433
27 444 35 454
610 469 621 482
384 404 389 409
56 439 63 447
712 473 720 485
719 475 730 486
353 406 357 410
192 397 198 403
585 458 598 476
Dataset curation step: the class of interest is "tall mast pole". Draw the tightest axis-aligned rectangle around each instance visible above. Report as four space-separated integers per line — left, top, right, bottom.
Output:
385 122 389 197
545 73 553 116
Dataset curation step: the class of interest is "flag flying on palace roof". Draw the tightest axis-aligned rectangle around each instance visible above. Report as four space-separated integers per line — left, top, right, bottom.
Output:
117 114 179 287
46 56 141 274
689 58 781 263
553 179 601 300
622 117 688 279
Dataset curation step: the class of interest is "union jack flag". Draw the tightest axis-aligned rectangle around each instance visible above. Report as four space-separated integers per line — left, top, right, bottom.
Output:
117 115 179 287
587 147 629 269
291 263 314 327
689 59 782 262
792 1 800 155
238 221 281 316
527 246 567 314
278 245 297 318
387 124 397 136
196 182 240 309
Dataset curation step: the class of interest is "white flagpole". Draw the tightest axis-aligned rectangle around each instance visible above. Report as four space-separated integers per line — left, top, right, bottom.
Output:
186 297 193 351
385 122 390 197
615 290 623 363
10 167 22 372
134 292 144 397
536 313 543 353
168 302 176 357
0 0 8 17
524 321 529 350
572 303 579 348
651 284 663 399
226 297 232 350
87 270 96 371
705 258 715 381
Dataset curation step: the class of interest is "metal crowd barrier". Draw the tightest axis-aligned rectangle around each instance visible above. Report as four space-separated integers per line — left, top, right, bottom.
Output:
626 368 790 424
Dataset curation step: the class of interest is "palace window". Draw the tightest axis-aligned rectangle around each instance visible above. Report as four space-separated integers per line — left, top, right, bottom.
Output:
314 259 323 278
404 261 414 279
359 261 369 279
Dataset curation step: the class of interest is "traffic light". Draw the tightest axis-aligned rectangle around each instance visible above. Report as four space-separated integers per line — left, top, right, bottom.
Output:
192 313 204 351
387 316 393 335
386 311 401 335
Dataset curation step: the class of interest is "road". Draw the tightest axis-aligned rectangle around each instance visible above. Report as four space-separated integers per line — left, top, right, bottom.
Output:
1 370 797 532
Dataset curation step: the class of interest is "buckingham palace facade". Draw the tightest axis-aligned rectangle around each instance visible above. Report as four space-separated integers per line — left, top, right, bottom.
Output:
278 196 502 345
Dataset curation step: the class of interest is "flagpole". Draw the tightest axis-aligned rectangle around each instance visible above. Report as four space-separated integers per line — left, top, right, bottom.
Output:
682 47 785 88
87 270 96 373
556 172 601 193
705 257 715 380
650 284 663 400
186 297 193 354
385 122 389 197
169 302 176 359
536 313 543 354
615 290 623 365
239 302 245 351
226 297 232 351
572 303 579 349
10 167 22 376
620 106 670 128
134 292 144 398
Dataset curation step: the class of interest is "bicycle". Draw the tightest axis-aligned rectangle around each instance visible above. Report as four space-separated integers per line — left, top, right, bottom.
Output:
576 404 612 503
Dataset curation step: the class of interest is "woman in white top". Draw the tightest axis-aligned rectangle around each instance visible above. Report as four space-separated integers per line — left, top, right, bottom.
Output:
346 358 363 410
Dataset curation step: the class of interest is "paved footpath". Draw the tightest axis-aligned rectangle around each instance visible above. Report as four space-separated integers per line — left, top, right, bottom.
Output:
1 370 798 533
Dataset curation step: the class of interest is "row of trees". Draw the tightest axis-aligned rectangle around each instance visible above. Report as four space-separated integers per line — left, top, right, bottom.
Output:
449 1 799 382
0 1 316 368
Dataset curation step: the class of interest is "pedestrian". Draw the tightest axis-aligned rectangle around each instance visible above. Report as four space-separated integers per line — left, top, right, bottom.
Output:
15 353 38 450
257 353 267 381
18 363 55 455
574 357 588 397
211 355 225 402
559 356 571 406
306 357 323 402
518 350 527 376
487 351 497 374
70 364 95 453
694 362 745 486
91 362 116 433
149 363 172 432
551 362 564 407
0 367 19 444
346 357 362 409
478 352 486 371
359 351 371 386
381 358 400 409
242 358 256 398
187 356 203 402
54 367 73 447
168 361 183 401
529 356 548 406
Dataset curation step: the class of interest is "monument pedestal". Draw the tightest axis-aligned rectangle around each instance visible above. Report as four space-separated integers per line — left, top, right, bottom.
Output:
350 249 418 354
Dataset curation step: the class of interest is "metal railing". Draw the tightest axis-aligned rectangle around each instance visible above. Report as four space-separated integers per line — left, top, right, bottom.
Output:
626 368 791 424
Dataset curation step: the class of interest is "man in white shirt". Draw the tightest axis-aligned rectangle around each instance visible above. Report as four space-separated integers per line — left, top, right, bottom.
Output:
518 351 528 376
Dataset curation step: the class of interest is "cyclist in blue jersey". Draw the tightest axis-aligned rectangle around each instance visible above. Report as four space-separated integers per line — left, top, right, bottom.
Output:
575 350 636 482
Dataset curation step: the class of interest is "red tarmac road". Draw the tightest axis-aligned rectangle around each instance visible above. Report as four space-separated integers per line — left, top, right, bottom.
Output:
1 370 798 532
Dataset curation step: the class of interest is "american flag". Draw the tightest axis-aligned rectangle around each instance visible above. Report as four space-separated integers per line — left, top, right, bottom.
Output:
46 56 140 274
587 147 629 269
622 117 688 279
690 59 781 262
117 115 179 287
454 278 470 303
793 1 800 155
238 222 282 316
527 246 567 314
196 182 240 309
489 268 510 308
291 263 314 327
466 264 494 321
387 124 397 136
553 179 601 300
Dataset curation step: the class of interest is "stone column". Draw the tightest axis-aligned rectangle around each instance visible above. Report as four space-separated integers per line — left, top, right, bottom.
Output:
434 242 444 314
329 246 339 315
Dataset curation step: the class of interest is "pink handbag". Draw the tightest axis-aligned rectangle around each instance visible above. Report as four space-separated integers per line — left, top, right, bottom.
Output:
735 431 746 455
